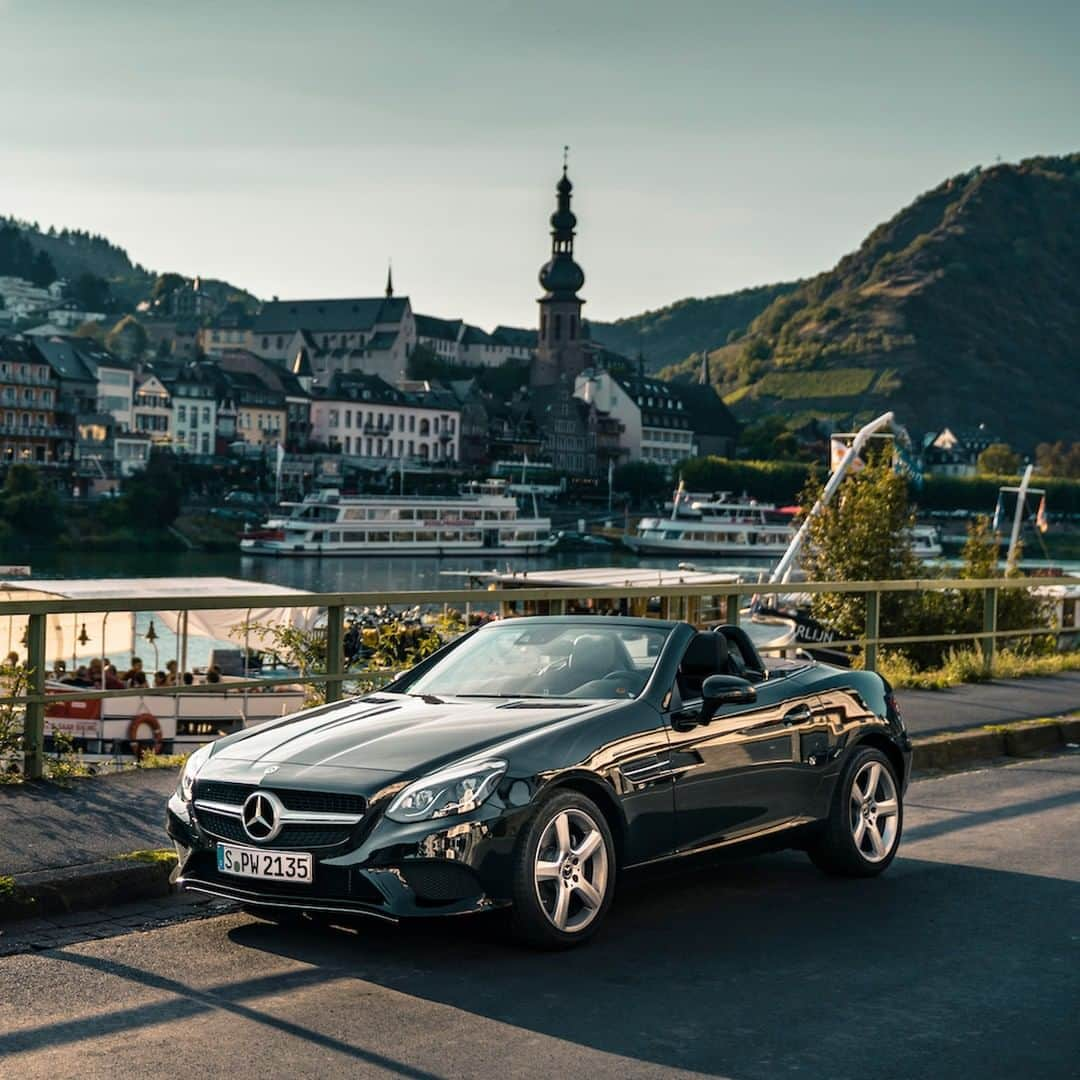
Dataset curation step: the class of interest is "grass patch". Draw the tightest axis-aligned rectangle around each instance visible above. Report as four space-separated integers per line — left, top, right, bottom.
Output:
0 874 18 899
876 646 1080 690
723 384 752 405
115 849 177 865
753 367 876 400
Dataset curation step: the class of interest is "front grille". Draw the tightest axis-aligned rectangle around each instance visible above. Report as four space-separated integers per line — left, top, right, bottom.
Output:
401 861 482 904
195 808 354 849
195 780 367 815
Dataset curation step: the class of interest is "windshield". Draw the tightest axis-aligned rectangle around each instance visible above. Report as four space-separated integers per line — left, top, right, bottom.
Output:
401 621 671 700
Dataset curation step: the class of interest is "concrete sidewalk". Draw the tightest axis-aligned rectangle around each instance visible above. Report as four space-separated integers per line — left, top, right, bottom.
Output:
895 671 1080 735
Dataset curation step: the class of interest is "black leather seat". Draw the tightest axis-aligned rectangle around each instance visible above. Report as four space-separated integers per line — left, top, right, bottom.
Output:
678 632 729 699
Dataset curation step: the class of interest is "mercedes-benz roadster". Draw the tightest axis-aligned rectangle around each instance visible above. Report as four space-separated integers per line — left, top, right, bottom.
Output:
168 616 911 947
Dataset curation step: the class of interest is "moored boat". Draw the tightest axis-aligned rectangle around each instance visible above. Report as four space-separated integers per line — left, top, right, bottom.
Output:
241 480 551 557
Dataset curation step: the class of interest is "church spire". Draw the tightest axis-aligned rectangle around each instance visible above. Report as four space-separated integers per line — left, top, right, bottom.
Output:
532 150 587 387
385 262 394 299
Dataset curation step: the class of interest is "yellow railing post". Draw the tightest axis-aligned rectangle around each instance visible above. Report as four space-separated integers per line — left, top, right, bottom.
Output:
982 587 998 676
23 612 46 780
725 592 741 626
325 604 345 703
864 590 880 673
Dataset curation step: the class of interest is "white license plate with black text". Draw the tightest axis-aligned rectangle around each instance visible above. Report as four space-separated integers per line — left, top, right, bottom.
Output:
217 844 313 883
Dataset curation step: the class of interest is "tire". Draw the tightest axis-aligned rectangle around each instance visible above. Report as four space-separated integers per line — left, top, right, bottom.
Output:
510 790 616 949
808 746 903 877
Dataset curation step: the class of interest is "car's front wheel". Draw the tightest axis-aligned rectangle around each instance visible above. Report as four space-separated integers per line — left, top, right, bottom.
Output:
510 790 616 949
808 747 903 877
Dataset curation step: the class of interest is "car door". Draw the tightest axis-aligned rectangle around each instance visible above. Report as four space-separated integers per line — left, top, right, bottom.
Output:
667 673 822 853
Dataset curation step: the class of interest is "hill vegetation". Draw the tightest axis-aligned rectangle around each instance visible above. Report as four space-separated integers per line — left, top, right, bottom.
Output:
0 215 258 315
588 282 797 369
658 154 1080 449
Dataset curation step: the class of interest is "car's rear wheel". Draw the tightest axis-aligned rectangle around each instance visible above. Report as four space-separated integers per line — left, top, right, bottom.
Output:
808 747 902 877
510 790 616 949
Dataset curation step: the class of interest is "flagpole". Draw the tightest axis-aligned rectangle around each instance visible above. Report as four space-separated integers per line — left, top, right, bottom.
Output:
1006 463 1033 572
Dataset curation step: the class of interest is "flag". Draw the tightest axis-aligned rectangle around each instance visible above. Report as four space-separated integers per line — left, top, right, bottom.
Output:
991 492 1004 532
1036 495 1049 533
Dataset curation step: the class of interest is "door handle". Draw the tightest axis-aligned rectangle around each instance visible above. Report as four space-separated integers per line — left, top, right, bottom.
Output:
783 704 813 725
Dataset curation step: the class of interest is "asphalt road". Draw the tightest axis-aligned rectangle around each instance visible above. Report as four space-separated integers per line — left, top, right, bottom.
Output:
0 755 1077 1079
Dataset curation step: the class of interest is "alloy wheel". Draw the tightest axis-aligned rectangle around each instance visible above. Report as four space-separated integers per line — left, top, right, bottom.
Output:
533 807 609 933
849 760 900 863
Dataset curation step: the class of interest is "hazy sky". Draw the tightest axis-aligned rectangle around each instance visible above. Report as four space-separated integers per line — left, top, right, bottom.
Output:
1 1 1077 330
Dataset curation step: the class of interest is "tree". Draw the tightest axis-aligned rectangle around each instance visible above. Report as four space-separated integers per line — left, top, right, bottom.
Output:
1035 441 1080 479
119 453 182 528
105 315 148 361
0 465 62 538
70 272 112 312
976 442 1021 476
737 416 803 461
800 452 920 642
613 461 669 504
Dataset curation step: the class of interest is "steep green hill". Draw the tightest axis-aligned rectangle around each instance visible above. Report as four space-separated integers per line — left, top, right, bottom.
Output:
589 282 797 369
662 154 1080 448
0 216 258 314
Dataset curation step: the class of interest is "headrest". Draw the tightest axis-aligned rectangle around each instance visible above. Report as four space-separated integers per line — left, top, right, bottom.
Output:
569 633 620 671
681 632 728 675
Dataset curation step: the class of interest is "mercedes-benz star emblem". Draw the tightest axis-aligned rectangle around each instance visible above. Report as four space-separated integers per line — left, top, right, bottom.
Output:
241 791 284 842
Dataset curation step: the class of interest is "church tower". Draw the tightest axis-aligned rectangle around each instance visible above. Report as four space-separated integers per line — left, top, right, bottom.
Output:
532 155 586 387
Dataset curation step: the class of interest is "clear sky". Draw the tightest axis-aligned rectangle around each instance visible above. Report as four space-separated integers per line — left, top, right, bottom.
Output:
1 1 1077 329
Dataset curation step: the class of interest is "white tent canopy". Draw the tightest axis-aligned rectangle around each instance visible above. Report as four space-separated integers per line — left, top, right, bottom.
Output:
0 577 322 668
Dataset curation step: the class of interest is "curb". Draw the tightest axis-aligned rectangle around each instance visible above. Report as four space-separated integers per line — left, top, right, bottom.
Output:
1 716 1076 926
911 715 1079 773
0 854 177 923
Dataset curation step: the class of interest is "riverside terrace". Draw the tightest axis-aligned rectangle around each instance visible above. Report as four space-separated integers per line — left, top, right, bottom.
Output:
1 575 1076 780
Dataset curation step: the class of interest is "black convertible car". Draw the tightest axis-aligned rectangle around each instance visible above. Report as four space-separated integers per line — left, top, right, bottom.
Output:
168 616 911 947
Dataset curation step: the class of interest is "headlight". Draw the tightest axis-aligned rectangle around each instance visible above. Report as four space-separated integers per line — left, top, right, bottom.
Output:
385 759 507 823
178 743 213 802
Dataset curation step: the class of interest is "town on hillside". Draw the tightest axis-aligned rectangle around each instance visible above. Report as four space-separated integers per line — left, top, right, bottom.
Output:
0 163 1073 517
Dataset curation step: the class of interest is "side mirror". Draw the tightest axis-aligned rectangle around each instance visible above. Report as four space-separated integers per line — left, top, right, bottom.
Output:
701 674 757 722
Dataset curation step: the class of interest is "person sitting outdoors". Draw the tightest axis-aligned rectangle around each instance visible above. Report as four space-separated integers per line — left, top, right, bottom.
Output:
51 660 67 682
4 651 19 669
182 672 194 686
153 670 168 688
104 664 125 690
165 660 179 686
206 666 222 684
125 657 147 688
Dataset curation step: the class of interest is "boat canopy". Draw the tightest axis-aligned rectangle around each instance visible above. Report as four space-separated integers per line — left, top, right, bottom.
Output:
0 577 321 665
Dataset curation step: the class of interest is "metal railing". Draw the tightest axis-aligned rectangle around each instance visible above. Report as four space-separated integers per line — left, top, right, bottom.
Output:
1 575 1075 780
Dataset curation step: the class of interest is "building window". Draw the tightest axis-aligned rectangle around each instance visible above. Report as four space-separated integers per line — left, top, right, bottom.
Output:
554 314 562 340
202 407 210 423
178 405 186 422
569 315 577 340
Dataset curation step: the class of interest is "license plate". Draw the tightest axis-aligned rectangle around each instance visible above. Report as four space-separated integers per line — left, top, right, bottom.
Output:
216 844 313 883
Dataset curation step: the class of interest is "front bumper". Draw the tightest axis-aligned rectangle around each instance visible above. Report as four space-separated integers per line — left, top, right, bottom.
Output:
167 790 521 921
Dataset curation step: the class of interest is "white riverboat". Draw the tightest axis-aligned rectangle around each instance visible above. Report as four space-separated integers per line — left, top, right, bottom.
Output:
624 488 796 557
0 577 312 755
625 486 942 560
241 481 552 557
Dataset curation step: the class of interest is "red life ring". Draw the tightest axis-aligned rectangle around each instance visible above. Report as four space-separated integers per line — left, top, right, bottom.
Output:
128 711 163 758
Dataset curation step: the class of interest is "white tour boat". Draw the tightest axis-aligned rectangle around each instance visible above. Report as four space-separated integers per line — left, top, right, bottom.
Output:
0 577 312 755
626 485 942 560
241 480 552 557
624 488 796 557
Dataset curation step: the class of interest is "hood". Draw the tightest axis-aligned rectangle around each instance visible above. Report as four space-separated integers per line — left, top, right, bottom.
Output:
209 693 602 780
